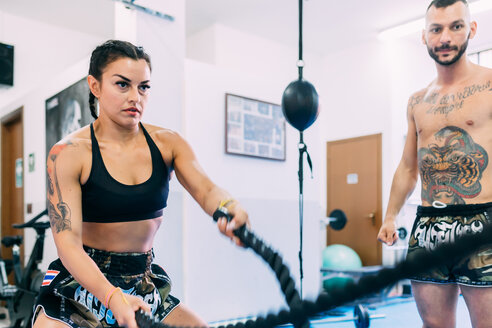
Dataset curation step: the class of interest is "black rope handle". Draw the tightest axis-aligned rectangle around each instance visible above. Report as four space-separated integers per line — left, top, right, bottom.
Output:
135 309 163 328
133 214 492 328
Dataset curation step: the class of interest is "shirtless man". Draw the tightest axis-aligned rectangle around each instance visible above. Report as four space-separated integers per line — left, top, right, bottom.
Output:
377 0 492 327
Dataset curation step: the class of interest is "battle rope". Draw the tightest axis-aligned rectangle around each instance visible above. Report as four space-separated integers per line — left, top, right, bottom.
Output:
212 207 309 328
135 215 492 328
134 205 309 328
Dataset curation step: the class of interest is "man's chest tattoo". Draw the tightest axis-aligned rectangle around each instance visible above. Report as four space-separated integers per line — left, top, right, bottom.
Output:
409 81 491 116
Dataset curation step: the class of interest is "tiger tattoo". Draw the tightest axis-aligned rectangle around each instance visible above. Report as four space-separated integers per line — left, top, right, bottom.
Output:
418 126 488 204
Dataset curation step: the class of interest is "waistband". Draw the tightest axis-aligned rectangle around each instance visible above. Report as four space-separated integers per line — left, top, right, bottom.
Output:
83 245 153 276
417 202 492 217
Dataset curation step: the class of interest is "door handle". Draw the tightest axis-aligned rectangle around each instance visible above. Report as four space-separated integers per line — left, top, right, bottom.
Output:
367 212 376 225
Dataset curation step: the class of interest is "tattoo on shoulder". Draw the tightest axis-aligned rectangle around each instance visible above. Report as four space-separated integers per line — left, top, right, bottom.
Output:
426 81 491 116
47 174 54 196
49 141 74 162
409 95 423 110
418 126 488 205
47 141 74 233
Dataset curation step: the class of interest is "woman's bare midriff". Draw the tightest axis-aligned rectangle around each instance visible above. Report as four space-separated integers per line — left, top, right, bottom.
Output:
82 217 163 253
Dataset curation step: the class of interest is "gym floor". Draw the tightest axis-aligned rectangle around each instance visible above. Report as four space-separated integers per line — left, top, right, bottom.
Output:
0 296 472 328
209 296 472 328
309 296 472 328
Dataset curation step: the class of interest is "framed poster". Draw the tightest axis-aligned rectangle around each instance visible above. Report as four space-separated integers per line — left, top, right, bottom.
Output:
225 93 286 161
45 77 94 157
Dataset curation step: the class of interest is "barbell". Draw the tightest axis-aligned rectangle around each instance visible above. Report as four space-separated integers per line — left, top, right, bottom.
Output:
311 304 385 328
324 209 347 231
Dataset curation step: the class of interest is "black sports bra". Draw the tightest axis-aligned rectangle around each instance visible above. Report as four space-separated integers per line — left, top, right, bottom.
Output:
81 123 170 222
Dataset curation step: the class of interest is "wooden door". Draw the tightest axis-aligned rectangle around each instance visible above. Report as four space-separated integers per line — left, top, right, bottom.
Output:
1 109 24 275
326 134 382 266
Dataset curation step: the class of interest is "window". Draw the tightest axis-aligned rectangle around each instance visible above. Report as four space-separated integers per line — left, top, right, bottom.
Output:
468 53 479 64
470 48 492 68
479 49 492 68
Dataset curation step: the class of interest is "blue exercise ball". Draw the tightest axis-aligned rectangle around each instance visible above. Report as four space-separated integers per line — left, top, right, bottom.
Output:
322 244 362 269
322 244 362 291
323 275 355 291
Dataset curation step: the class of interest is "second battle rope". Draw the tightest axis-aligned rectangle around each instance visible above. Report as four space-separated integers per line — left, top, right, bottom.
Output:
135 212 492 328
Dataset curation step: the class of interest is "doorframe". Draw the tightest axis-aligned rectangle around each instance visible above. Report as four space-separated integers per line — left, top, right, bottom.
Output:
326 133 382 264
1 107 24 265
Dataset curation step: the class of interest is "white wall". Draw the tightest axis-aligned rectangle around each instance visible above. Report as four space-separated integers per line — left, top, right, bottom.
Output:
317 41 391 207
184 23 324 320
186 25 216 65
0 11 105 110
468 9 492 52
186 24 323 201
135 3 185 132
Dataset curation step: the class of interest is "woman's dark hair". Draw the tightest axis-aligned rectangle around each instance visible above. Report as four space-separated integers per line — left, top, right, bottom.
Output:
88 40 152 119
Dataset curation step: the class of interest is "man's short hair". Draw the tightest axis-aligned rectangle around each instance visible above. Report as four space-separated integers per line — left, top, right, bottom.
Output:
427 0 468 12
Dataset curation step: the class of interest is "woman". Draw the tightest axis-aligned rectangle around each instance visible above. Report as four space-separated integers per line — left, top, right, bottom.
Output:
33 40 249 328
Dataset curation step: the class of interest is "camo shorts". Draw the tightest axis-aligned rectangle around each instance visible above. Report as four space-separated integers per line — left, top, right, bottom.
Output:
407 202 492 286
33 246 180 327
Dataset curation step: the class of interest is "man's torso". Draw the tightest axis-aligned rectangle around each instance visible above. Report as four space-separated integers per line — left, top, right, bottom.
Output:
411 66 492 205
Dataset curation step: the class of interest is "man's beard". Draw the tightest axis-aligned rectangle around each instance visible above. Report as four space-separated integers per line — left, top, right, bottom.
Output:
427 34 470 66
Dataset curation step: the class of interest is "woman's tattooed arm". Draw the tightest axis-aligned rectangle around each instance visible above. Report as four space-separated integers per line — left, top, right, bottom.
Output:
47 142 75 233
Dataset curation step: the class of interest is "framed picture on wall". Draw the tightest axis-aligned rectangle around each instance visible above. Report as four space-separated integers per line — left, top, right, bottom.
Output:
45 77 94 157
225 93 286 161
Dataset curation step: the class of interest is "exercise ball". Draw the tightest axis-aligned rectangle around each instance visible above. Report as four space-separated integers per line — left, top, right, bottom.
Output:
322 244 362 269
281 79 319 132
322 244 362 291
323 275 356 291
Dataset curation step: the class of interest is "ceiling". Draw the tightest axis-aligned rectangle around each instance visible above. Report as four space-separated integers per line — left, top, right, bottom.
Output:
185 0 476 55
0 0 115 39
0 0 485 55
